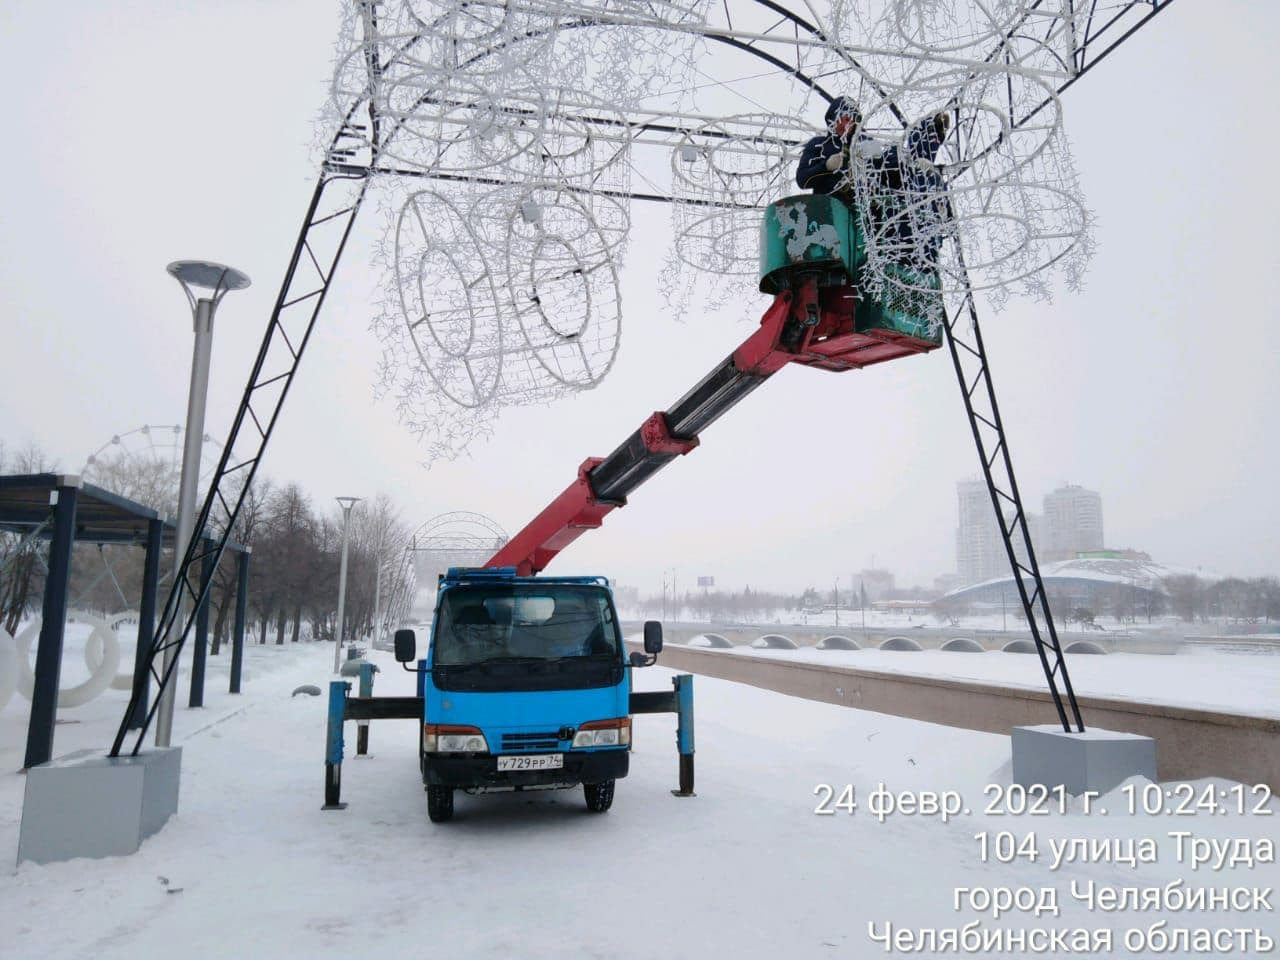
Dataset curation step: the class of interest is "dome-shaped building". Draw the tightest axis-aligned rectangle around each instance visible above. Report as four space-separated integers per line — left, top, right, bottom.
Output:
938 553 1212 621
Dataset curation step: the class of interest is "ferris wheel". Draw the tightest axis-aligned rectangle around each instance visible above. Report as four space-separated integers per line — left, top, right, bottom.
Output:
81 424 237 516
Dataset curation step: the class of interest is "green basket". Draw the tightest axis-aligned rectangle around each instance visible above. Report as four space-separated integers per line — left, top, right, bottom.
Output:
759 193 944 344
758 194 864 294
855 263 943 343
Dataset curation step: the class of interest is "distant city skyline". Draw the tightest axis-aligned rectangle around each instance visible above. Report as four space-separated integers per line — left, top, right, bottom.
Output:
956 480 1106 586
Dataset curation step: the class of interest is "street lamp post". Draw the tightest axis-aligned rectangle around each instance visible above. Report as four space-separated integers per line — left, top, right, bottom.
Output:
860 577 867 639
155 260 250 749
372 555 383 648
333 496 362 673
371 523 386 649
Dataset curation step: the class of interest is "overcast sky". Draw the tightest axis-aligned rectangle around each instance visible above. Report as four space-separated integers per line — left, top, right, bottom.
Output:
1 1 1276 596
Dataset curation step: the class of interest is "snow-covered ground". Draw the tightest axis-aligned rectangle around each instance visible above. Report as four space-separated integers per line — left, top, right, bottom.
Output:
712 646 1280 720
1 637 1276 958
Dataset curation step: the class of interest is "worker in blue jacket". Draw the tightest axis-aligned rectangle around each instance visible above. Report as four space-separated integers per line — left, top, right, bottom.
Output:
797 96 950 195
797 97 951 258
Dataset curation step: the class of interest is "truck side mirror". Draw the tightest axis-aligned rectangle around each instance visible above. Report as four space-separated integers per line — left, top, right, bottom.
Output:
394 628 417 663
629 651 649 668
643 620 663 655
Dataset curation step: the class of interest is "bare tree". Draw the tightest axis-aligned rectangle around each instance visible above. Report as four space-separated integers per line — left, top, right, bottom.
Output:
209 474 273 654
346 494 412 641
0 440 59 632
1259 577 1280 624
84 449 180 518
1162 575 1205 623
262 484 318 644
1206 577 1255 624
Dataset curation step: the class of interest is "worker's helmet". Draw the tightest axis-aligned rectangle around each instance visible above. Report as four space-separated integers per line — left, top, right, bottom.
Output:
825 96 862 131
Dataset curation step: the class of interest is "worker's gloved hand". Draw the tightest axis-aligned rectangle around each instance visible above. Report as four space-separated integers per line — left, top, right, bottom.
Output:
933 112 952 140
825 152 844 173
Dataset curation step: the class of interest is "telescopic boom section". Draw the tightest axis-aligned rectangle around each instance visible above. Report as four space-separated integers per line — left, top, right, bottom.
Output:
485 276 937 575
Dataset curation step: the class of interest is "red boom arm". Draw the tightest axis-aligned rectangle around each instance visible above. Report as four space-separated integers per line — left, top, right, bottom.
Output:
486 278 936 575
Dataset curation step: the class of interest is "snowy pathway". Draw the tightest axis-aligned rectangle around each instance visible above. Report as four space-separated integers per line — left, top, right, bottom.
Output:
2 642 1276 958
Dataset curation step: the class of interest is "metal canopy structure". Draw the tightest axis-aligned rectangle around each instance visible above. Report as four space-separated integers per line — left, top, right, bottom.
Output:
0 473 165 544
0 473 249 561
0 473 251 768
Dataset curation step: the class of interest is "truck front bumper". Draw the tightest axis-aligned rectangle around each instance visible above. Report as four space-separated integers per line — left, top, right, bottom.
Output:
423 749 629 790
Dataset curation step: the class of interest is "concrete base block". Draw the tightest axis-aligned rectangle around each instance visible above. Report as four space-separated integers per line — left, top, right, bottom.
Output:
18 747 181 864
1012 725 1156 796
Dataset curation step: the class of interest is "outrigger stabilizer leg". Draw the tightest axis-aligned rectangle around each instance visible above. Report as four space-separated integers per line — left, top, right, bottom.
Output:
631 673 696 797
323 676 424 810
324 680 349 810
356 661 375 756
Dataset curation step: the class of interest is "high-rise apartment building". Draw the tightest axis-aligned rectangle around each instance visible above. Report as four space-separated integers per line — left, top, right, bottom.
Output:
956 479 1045 585
1042 484 1104 561
956 480 1002 585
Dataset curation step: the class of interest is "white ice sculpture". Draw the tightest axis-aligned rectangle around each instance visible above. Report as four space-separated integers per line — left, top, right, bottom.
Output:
83 612 144 692
11 612 122 709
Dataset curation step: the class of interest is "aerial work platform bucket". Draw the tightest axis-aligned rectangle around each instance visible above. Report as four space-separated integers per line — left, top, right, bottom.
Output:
758 194 943 368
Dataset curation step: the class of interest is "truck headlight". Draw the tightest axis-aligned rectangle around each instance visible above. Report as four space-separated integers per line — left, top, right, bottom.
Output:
572 718 631 748
424 724 488 754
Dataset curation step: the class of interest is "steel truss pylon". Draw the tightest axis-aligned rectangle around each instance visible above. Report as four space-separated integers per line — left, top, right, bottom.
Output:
941 280 1085 732
110 160 373 756
110 2 390 754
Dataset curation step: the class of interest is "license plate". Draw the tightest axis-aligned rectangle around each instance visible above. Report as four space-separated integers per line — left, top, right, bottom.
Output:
496 754 564 771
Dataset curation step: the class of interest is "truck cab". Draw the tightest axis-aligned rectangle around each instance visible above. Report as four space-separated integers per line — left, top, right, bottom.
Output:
395 566 660 822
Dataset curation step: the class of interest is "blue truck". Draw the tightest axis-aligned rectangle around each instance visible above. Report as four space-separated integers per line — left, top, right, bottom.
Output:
392 567 665 822
323 565 692 820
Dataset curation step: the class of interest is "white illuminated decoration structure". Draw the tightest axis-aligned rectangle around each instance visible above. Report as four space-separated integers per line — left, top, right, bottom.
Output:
328 1 1100 458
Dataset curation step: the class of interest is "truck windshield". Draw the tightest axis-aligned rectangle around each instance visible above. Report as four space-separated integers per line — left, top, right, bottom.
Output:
434 584 621 667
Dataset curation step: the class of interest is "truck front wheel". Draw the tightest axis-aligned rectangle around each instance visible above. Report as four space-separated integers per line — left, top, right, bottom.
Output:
427 784 454 823
583 780 615 813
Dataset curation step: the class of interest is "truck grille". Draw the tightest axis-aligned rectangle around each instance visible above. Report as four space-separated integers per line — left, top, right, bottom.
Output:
501 732 563 752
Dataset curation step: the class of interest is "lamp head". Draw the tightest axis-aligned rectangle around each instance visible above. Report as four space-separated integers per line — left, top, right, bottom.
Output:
167 260 251 294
